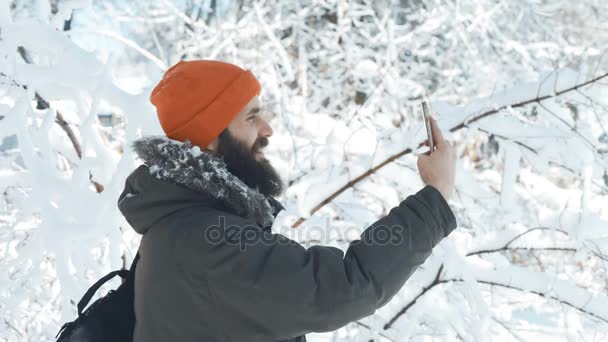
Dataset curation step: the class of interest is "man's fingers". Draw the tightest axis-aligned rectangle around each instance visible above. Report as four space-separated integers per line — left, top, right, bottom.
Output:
429 115 446 146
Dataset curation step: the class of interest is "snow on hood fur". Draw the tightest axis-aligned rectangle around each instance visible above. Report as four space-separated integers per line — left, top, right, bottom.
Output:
130 135 283 228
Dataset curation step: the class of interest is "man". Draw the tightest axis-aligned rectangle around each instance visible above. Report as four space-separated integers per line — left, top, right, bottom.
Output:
118 60 458 342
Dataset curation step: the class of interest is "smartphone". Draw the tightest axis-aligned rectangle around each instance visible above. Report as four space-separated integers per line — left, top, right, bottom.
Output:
422 101 435 154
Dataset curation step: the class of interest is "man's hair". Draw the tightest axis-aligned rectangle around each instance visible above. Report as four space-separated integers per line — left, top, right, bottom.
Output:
218 128 230 141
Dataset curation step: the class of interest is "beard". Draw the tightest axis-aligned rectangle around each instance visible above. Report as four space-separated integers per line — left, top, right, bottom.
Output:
216 129 284 197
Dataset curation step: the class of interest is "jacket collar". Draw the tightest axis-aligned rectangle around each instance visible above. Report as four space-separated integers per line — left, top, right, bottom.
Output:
130 136 284 229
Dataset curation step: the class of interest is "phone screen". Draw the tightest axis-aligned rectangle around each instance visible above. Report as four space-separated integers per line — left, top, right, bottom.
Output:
422 101 434 153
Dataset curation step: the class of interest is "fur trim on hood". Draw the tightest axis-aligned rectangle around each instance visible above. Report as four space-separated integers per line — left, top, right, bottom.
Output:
130 136 283 228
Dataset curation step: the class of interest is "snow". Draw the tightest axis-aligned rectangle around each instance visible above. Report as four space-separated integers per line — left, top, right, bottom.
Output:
353 59 379 78
500 140 521 214
1 0 608 341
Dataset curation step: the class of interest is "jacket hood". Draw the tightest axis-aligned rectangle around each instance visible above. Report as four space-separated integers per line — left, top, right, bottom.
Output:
117 136 284 235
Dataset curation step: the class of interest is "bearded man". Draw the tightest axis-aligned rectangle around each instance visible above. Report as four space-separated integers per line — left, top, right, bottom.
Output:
118 60 458 342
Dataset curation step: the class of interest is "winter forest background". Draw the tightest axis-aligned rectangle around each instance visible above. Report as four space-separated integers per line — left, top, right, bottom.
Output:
1 0 608 341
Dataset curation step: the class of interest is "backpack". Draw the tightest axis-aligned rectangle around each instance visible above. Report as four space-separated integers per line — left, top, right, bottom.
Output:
55 253 140 341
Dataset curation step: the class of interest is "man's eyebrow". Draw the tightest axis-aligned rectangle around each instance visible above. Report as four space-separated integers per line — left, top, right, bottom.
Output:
247 107 260 116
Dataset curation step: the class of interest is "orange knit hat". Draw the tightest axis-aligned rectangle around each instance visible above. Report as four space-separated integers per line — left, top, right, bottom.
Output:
150 60 261 149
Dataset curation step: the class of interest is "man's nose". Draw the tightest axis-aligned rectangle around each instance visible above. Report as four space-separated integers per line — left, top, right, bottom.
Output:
259 119 273 138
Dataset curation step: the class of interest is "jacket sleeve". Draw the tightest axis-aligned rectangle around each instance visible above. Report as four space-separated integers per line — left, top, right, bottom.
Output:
178 185 457 339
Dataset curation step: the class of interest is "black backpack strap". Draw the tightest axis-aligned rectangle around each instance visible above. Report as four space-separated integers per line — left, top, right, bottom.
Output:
76 252 140 315
130 252 140 274
77 269 129 315
127 252 140 282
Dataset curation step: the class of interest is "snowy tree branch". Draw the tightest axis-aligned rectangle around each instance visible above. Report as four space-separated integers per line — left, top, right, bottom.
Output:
354 321 396 342
383 265 445 330
385 263 608 332
469 274 608 324
454 71 608 133
466 226 569 256
15 47 104 193
291 71 608 228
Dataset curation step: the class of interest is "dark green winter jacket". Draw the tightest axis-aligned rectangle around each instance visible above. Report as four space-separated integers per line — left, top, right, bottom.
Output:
117 136 458 342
